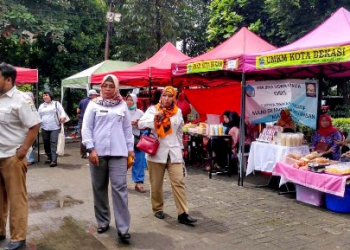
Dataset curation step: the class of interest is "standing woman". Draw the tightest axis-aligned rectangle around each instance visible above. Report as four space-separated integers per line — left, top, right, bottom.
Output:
82 74 134 244
38 91 67 167
138 86 197 225
126 93 146 193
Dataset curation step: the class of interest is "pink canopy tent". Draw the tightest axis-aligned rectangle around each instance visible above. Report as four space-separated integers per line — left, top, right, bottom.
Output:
15 66 38 84
171 28 276 185
172 27 276 79
90 42 190 87
243 7 350 78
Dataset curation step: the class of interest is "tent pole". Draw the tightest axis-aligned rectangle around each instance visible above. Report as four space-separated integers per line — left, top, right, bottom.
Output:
36 81 40 163
238 73 246 186
148 78 152 105
316 76 323 130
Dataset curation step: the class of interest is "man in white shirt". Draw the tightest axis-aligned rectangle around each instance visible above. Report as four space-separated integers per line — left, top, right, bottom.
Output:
0 63 41 250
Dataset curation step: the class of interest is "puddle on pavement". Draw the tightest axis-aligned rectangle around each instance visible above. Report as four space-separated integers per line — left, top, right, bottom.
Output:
28 189 83 213
27 217 108 250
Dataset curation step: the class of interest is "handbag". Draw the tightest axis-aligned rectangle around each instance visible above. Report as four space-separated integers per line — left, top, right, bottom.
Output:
57 124 65 156
136 133 160 156
314 141 330 153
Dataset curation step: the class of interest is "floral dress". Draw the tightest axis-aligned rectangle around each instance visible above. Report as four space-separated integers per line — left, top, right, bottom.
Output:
310 131 343 160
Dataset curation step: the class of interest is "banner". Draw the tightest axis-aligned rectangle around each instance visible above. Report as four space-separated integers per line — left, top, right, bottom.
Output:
256 45 350 69
187 60 224 74
245 79 318 129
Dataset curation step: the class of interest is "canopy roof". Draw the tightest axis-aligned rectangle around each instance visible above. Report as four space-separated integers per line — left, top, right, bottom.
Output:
243 7 350 78
172 27 276 77
15 67 38 84
62 60 137 89
91 42 190 87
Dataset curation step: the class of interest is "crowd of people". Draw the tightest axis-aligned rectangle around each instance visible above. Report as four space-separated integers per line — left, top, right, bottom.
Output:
0 63 197 249
2 60 350 249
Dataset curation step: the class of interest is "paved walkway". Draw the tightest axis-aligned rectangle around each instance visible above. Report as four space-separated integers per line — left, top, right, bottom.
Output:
1 141 350 250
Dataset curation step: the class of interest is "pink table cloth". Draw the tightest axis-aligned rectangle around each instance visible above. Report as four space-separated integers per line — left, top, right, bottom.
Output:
273 162 350 197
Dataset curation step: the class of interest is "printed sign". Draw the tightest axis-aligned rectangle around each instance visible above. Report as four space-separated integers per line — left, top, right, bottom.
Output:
186 60 224 74
256 45 350 69
226 59 238 70
245 79 318 129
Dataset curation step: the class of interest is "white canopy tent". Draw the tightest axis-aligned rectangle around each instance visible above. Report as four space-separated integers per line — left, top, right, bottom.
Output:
61 60 137 102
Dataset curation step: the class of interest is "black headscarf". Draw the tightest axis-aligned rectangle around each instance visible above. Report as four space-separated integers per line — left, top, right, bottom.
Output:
222 111 241 134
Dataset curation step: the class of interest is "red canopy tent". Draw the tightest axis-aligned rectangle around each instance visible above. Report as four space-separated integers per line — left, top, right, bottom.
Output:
91 42 190 87
14 66 38 84
242 7 350 78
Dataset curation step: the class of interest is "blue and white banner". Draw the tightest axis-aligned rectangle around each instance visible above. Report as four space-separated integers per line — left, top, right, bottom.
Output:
245 79 318 129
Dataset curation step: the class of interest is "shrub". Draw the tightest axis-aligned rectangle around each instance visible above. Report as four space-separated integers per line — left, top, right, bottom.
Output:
297 118 350 142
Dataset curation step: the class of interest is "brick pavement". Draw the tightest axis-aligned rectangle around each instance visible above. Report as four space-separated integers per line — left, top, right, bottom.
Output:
1 141 350 250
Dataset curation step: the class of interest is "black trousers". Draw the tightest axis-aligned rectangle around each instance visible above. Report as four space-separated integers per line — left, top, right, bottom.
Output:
41 129 60 162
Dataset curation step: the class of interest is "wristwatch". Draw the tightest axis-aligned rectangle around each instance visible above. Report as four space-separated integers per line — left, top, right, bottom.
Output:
87 147 95 153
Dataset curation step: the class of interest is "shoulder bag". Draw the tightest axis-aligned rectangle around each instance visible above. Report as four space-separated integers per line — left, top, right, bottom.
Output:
136 133 160 156
57 124 65 156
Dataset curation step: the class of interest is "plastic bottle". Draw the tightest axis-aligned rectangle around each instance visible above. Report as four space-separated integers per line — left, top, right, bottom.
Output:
214 125 218 135
218 124 223 135
210 125 214 136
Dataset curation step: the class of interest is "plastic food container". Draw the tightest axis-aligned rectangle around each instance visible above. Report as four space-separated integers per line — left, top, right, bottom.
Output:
295 184 324 206
325 185 350 213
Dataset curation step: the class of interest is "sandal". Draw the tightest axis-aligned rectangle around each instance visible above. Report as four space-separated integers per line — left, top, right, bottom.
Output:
97 225 109 234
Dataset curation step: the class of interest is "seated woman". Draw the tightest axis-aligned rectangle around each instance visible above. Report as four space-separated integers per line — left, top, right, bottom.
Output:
222 110 234 134
206 111 235 171
276 108 296 132
310 114 343 160
227 112 253 154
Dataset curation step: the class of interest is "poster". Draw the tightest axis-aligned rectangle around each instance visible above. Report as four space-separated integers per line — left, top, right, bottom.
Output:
245 79 318 129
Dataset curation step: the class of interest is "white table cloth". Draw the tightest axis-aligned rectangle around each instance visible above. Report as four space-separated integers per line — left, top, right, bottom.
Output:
246 141 310 176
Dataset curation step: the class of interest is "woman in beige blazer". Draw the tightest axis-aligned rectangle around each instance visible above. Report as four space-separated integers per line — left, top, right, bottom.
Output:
138 86 197 225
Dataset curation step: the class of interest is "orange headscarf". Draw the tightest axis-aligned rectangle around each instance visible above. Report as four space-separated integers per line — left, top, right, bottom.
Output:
276 108 293 127
154 86 178 138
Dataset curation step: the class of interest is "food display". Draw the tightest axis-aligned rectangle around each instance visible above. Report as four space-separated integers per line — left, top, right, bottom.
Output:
325 164 350 175
284 152 331 171
183 122 225 136
183 123 196 133
256 126 304 146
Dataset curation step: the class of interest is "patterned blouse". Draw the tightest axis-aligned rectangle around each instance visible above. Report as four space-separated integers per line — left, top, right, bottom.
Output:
310 130 343 160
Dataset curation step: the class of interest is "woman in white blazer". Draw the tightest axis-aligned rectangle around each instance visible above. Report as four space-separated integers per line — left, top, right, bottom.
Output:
138 86 197 225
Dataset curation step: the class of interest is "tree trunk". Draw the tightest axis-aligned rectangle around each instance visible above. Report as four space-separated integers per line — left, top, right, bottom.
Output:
155 0 161 50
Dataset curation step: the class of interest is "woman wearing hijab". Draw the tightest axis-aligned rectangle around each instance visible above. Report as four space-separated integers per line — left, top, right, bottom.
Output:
276 108 296 132
38 90 68 167
138 86 197 225
310 114 342 160
126 93 146 193
222 110 234 135
82 74 134 244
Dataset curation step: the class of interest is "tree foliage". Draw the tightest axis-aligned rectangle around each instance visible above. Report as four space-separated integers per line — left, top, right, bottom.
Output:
207 0 350 47
0 0 107 91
